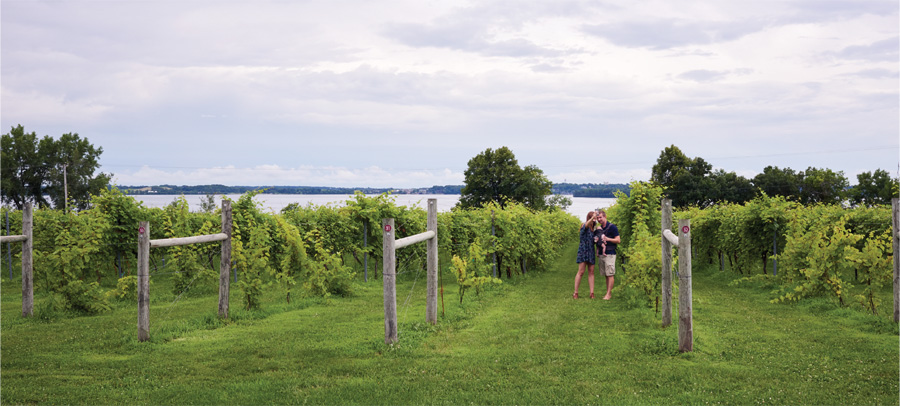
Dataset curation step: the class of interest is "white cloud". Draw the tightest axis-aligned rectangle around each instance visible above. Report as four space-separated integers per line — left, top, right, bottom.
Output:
2 0 897 188
111 164 465 188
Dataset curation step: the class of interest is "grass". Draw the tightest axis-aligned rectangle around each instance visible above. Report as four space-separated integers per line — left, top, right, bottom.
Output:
2 242 898 405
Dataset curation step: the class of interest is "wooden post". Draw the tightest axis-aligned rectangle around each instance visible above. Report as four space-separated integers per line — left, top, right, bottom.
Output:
426 199 438 325
138 221 150 342
364 220 368 282
6 210 12 280
383 218 398 344
892 198 899 323
21 203 33 317
219 200 232 318
772 228 778 277
491 210 497 278
678 219 693 352
661 198 672 328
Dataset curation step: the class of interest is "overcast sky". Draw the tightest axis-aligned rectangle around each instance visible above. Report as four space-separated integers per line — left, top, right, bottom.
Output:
2 0 898 188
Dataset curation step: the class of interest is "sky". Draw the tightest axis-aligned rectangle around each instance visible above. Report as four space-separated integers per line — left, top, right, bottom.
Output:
2 0 898 188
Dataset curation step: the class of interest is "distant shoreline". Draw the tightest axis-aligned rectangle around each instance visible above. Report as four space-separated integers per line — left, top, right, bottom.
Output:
119 182 629 198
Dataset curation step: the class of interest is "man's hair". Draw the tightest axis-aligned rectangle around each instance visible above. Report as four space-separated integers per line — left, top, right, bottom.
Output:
597 209 606 217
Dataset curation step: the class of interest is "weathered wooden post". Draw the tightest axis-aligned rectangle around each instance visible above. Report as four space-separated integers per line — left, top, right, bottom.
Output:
1 204 33 316
383 218 398 344
138 221 150 342
6 210 11 280
219 200 232 318
491 210 497 278
364 220 368 282
21 204 33 317
426 199 438 325
678 219 693 352
661 198 673 328
892 198 899 323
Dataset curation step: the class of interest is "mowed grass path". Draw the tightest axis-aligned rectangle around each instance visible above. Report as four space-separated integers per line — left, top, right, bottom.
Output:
2 242 898 404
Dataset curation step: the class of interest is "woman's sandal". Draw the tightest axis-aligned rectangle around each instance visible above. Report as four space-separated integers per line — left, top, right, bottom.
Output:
590 293 595 299
573 292 578 299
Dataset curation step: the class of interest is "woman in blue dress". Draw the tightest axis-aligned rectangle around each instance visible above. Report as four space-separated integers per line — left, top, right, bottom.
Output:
574 211 597 299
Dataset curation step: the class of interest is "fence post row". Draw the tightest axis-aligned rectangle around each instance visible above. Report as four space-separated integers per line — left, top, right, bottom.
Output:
660 198 673 328
382 198 439 344
892 198 899 323
137 200 232 342
0 203 34 317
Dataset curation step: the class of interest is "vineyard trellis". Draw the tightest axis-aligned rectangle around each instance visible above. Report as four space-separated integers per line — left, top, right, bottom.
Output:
0 203 33 317
382 198 438 344
136 200 233 342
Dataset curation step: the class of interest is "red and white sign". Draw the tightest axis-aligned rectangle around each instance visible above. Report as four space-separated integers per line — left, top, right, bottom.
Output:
139 226 145 235
384 224 392 233
681 225 690 234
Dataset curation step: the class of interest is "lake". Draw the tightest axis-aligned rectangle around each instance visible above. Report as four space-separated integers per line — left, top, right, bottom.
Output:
128 194 617 217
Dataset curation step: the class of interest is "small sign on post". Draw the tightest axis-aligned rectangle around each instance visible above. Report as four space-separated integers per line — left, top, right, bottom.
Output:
384 224 392 233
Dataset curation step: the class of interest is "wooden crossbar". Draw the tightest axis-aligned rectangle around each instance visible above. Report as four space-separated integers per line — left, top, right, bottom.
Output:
150 233 228 248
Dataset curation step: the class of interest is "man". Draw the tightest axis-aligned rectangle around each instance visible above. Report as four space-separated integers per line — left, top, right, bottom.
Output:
593 210 620 300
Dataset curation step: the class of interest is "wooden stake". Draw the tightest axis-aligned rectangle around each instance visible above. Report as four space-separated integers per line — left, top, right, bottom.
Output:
219 200 232 319
426 199 438 325
892 198 899 323
661 198 673 328
138 221 150 342
21 203 33 317
383 218 398 344
677 219 693 352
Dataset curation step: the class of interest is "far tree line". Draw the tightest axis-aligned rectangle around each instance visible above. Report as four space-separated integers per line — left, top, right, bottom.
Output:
2 125 896 211
651 145 899 208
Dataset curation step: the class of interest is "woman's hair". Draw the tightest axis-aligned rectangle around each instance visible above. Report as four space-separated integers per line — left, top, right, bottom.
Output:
582 211 596 230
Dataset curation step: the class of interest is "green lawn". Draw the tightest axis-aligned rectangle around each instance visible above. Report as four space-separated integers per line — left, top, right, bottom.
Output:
2 242 898 405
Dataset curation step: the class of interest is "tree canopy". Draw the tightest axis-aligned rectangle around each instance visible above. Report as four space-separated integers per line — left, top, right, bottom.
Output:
457 147 553 211
649 145 892 208
1 125 111 210
849 169 899 207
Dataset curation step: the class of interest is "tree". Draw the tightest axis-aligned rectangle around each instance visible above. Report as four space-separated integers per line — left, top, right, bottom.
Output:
848 169 899 207
45 132 112 210
752 166 802 198
458 147 552 210
799 167 848 205
1 126 51 209
707 169 754 205
1 125 111 210
650 145 712 207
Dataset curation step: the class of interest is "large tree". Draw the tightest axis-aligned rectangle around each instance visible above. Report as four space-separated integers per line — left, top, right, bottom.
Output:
799 166 848 205
708 169 755 205
848 169 897 207
458 147 552 210
752 166 802 198
1 125 111 210
651 145 713 207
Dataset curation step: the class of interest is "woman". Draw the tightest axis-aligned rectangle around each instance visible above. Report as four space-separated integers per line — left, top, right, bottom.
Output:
574 211 597 299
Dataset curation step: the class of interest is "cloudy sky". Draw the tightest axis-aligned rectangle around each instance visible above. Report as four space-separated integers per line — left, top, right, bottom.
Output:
2 0 897 188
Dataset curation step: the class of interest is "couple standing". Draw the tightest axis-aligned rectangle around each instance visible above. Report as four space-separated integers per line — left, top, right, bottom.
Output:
574 210 620 300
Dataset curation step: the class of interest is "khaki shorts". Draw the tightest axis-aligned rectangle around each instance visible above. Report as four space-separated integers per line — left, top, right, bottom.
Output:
599 254 616 276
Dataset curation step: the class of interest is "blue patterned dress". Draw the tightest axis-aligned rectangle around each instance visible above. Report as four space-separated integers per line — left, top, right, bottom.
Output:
576 225 596 264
